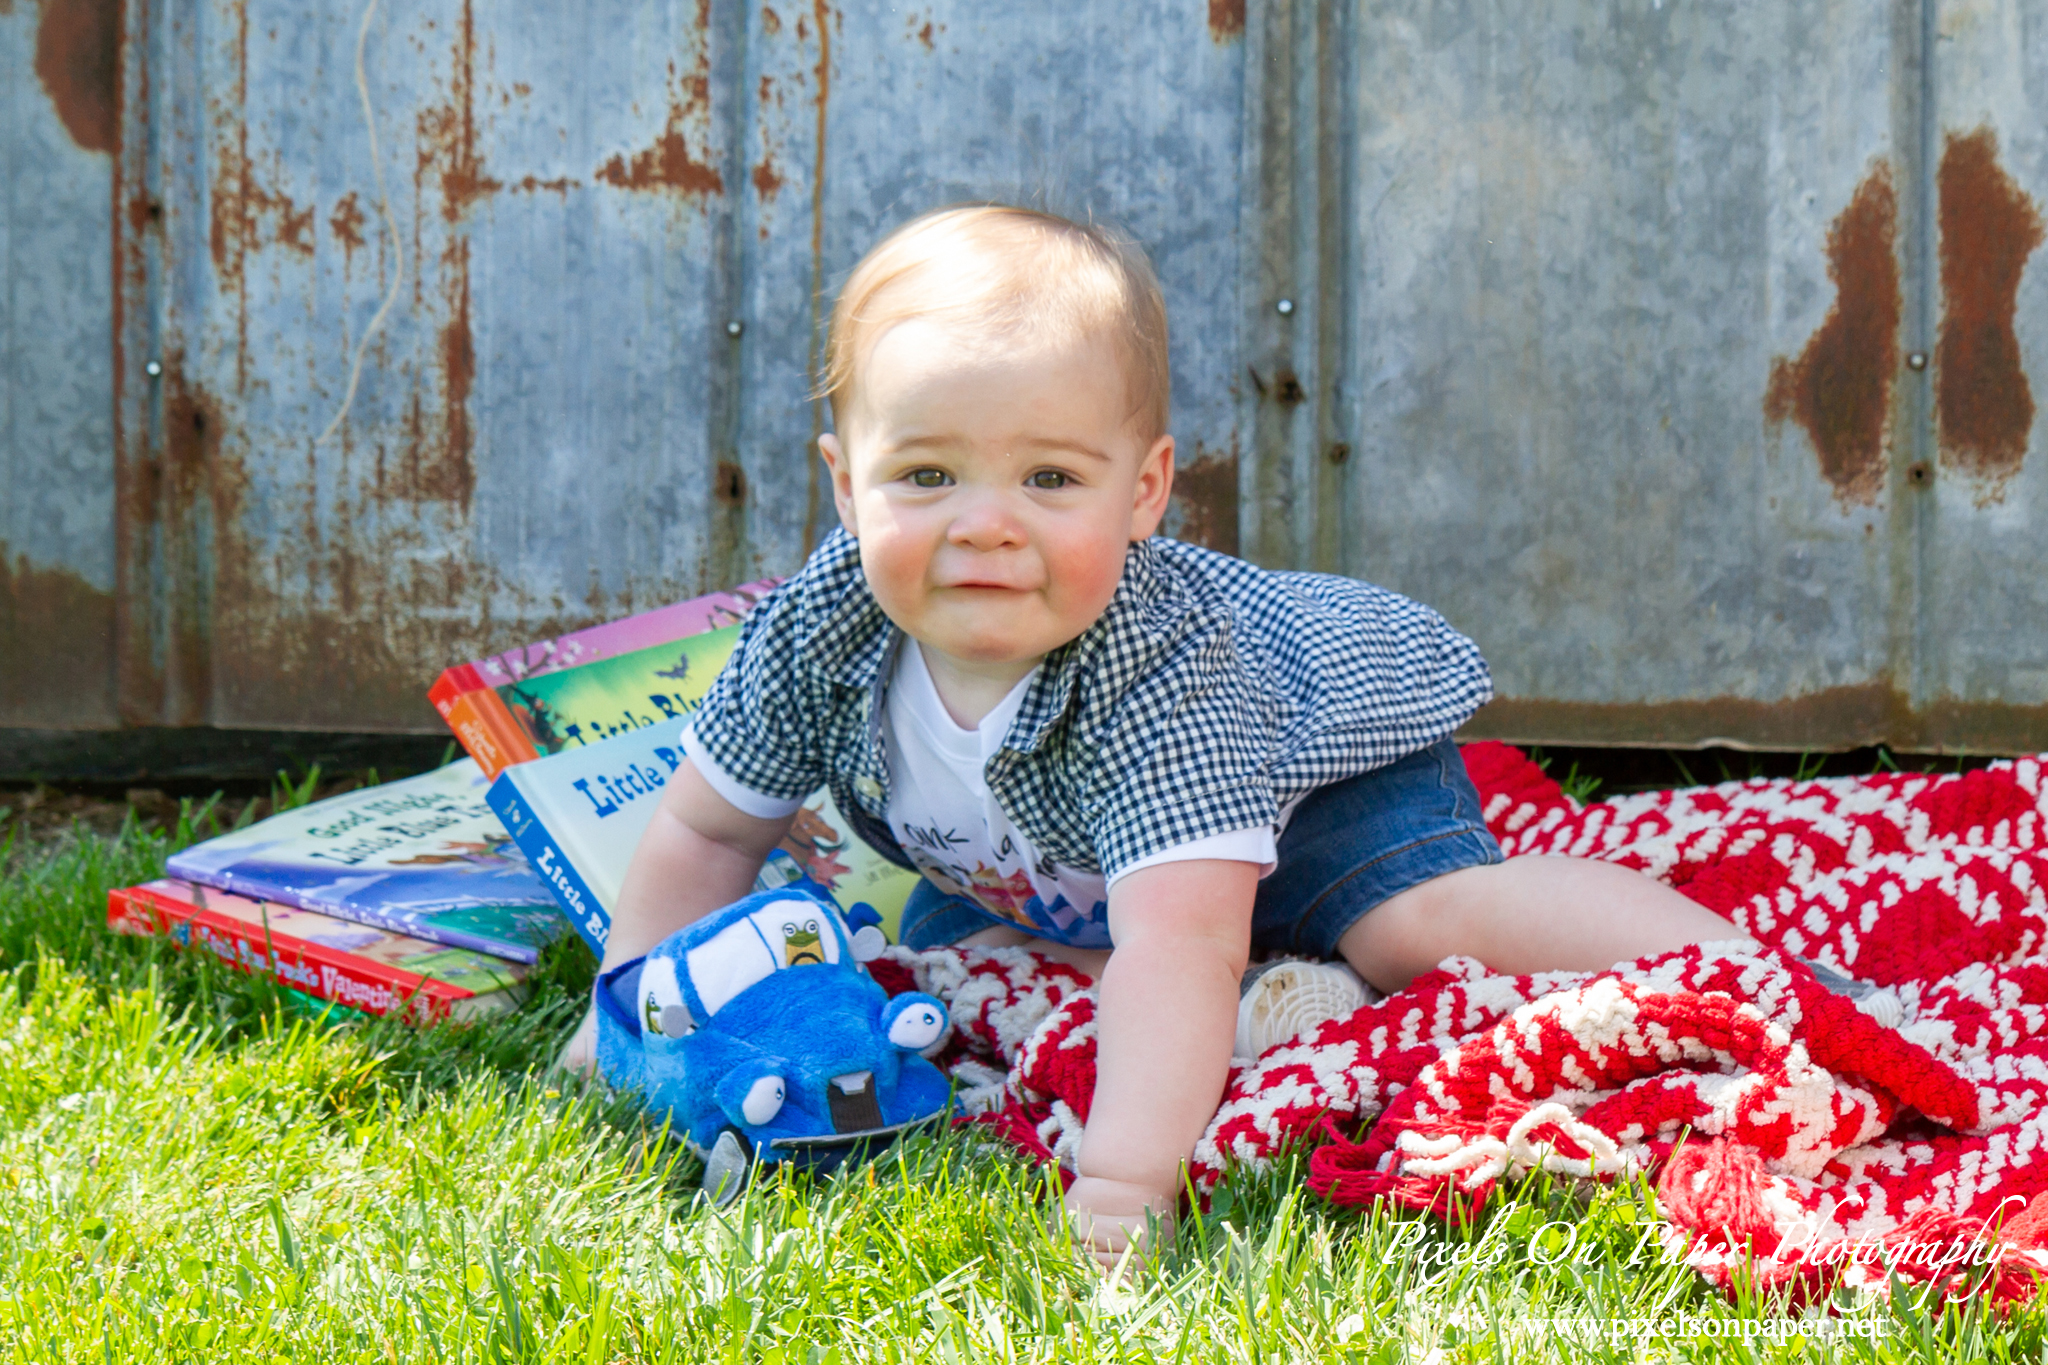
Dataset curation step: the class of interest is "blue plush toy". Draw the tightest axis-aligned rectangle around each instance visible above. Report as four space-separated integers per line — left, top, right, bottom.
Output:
593 884 952 1202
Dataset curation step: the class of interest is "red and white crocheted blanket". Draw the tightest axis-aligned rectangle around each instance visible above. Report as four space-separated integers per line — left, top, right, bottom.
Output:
868 743 2048 1304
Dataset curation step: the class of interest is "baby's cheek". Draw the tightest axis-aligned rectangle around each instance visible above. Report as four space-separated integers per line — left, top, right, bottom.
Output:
1049 535 1133 618
855 527 933 620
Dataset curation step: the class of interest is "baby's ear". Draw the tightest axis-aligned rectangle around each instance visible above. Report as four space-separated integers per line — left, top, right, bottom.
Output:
1130 433 1175 539
817 433 860 537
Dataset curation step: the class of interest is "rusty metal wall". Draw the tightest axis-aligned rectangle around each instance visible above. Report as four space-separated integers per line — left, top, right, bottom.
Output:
8 0 2048 751
99 0 1252 733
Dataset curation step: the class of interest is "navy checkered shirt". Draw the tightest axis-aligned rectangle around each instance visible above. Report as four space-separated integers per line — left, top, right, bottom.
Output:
688 528 1493 882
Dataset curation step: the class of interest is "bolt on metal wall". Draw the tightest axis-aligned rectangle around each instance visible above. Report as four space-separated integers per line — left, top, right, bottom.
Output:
6 0 2046 751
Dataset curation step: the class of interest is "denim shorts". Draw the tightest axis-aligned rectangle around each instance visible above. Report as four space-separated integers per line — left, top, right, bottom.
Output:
896 736 1502 959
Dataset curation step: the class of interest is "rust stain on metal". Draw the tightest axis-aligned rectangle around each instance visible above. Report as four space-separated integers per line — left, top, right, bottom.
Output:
1171 446 1240 555
596 0 723 195
32 0 120 153
1936 127 2044 490
762 5 781 34
423 239 478 510
109 0 145 715
417 0 502 221
124 363 240 725
208 144 241 277
264 184 315 254
752 156 784 200
512 174 578 195
802 0 834 550
1271 367 1305 405
1763 163 1900 507
595 77 724 194
125 192 160 238
714 461 747 505
1207 0 1245 41
0 542 118 726
330 191 367 253
210 144 318 276
1468 685 2048 756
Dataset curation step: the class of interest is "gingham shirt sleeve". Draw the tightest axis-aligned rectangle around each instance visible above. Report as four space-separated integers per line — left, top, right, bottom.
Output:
1079 621 1281 880
683 579 828 804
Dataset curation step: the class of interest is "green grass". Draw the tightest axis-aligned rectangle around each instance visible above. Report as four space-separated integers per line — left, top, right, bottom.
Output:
2 810 2044 1361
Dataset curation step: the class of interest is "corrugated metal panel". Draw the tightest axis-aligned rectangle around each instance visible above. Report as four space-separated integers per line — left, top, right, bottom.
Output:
116 0 748 730
1327 1 1916 749
2 0 120 726
10 0 2048 750
1915 1 2048 749
1314 0 2046 752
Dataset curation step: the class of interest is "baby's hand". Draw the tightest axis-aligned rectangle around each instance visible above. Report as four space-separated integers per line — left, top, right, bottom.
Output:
1062 1175 1177 1275
552 1003 599 1077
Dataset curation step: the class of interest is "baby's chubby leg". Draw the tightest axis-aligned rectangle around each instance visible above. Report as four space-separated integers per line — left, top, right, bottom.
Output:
1335 854 1746 994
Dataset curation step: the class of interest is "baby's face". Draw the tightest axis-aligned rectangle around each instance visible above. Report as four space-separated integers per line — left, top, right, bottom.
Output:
819 319 1173 673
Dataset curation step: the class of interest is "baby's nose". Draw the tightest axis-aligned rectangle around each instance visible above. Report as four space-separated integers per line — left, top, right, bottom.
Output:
947 494 1028 547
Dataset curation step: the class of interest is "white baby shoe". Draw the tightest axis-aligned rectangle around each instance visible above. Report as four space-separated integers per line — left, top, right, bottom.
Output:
1797 956 1906 1029
1235 959 1376 1058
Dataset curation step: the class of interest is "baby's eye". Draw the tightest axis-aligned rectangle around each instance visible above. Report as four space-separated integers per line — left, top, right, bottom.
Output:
907 468 952 489
1026 470 1071 490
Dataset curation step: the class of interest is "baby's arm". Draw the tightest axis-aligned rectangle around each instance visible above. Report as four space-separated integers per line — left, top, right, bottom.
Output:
606 759 796 964
1066 858 1258 1267
554 759 795 1071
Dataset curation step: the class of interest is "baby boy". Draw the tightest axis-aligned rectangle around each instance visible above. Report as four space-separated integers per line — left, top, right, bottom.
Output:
576 206 1743 1264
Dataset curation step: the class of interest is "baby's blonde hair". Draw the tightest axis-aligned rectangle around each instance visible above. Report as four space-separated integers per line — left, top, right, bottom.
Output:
823 205 1171 441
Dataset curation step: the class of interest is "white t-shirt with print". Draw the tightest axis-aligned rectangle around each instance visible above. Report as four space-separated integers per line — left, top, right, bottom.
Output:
683 640 1276 949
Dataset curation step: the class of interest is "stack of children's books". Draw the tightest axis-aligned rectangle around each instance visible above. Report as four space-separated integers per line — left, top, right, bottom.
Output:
110 577 923 1025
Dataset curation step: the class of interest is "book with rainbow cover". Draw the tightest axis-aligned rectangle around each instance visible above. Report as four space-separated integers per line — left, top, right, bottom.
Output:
430 579 782 779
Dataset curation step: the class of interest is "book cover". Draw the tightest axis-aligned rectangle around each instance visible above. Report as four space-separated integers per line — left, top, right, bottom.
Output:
489 722 919 957
165 759 567 963
490 622 744 760
109 880 530 1023
430 580 782 779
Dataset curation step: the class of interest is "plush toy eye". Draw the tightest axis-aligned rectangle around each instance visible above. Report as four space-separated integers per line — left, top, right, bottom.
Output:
741 1075 785 1126
639 958 687 1035
883 993 948 1051
805 918 819 933
782 921 797 935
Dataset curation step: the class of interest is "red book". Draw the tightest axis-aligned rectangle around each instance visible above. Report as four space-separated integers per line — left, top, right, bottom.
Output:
428 663 534 778
108 880 530 1024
